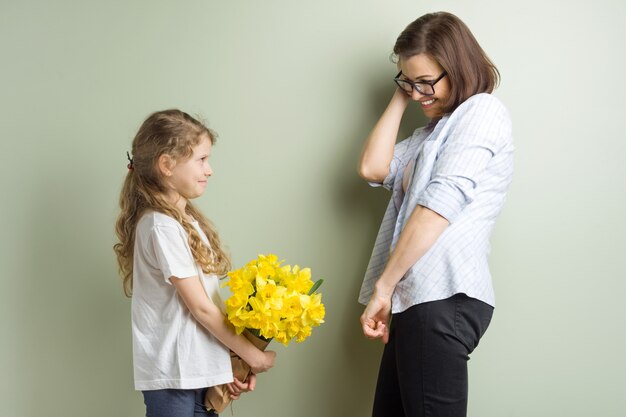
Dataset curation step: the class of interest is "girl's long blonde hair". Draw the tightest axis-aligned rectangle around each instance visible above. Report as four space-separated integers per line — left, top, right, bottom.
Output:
114 109 231 297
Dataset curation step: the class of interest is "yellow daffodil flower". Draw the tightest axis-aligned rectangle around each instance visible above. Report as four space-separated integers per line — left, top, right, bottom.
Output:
222 254 325 346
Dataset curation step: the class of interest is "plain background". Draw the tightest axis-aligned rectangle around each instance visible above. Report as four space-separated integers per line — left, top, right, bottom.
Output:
2 1 625 416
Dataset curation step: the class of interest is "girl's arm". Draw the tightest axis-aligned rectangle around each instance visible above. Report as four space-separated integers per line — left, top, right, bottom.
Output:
171 276 276 374
358 88 410 182
360 205 449 343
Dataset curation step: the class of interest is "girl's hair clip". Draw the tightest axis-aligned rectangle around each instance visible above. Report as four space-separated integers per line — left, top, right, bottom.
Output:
126 151 134 170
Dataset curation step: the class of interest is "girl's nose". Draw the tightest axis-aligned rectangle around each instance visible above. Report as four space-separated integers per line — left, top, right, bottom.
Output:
205 163 213 176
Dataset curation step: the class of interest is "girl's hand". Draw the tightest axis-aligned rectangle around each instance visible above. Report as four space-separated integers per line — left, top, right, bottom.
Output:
360 292 392 344
250 350 276 374
226 374 257 399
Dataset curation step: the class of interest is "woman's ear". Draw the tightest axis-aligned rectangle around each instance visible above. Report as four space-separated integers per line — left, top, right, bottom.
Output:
158 154 175 177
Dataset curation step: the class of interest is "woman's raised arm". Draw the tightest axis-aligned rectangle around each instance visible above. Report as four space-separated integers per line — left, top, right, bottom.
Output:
358 88 410 183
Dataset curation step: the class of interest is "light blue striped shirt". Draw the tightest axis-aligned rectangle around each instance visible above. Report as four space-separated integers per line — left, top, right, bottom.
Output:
358 93 514 313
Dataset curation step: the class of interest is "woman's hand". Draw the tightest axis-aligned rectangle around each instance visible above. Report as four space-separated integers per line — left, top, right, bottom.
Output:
360 291 392 344
226 374 257 400
392 85 412 105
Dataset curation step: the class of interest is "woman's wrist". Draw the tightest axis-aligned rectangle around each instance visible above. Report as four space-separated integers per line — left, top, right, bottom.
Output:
374 279 395 299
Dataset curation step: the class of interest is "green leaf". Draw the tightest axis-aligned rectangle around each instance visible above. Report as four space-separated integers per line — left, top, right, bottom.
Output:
308 278 324 295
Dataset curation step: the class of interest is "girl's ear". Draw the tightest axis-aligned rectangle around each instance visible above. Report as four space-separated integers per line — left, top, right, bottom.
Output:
158 154 175 177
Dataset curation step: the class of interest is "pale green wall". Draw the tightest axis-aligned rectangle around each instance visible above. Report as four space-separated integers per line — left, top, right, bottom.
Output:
2 1 625 416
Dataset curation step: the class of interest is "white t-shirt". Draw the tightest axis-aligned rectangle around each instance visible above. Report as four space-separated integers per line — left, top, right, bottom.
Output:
131 211 232 390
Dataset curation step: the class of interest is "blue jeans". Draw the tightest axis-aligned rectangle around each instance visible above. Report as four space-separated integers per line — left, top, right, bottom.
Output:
142 388 218 417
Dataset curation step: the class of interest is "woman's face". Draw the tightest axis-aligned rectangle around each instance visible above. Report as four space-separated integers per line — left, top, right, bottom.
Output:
397 53 451 119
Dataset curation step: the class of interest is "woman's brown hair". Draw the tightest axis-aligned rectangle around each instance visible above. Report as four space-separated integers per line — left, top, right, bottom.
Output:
393 12 500 113
114 109 231 297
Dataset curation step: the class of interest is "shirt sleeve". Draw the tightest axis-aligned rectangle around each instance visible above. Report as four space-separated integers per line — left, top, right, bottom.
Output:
150 224 198 284
416 94 512 222
368 134 416 191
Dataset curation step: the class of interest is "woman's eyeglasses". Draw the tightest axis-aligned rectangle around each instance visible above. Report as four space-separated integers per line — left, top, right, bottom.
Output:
393 71 447 96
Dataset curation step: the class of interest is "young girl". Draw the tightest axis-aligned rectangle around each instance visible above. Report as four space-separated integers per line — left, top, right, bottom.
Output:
114 109 275 417
358 12 514 417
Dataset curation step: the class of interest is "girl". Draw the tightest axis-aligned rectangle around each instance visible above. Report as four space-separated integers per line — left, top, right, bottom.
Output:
114 109 275 417
357 12 514 417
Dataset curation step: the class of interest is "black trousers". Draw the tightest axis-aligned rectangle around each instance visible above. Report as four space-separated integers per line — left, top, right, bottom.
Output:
372 293 493 417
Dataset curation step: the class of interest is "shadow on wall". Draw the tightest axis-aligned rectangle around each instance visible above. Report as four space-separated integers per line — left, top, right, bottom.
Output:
316 79 429 414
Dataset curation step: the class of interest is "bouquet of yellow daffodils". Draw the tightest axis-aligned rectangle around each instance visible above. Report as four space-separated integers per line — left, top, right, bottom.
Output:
223 253 325 345
206 254 325 412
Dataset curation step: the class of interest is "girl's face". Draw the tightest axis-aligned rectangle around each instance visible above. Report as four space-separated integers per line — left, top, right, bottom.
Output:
164 135 213 204
397 53 451 119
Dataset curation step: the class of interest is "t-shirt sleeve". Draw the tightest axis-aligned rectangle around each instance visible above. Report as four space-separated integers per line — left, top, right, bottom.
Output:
368 135 415 191
150 224 198 284
416 94 512 222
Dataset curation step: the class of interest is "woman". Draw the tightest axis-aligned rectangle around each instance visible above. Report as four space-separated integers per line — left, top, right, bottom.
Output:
357 12 514 417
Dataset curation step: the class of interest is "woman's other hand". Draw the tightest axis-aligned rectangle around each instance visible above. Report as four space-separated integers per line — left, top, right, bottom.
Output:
360 292 392 344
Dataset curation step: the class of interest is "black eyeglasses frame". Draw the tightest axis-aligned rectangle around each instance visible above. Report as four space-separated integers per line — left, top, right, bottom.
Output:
393 71 447 96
